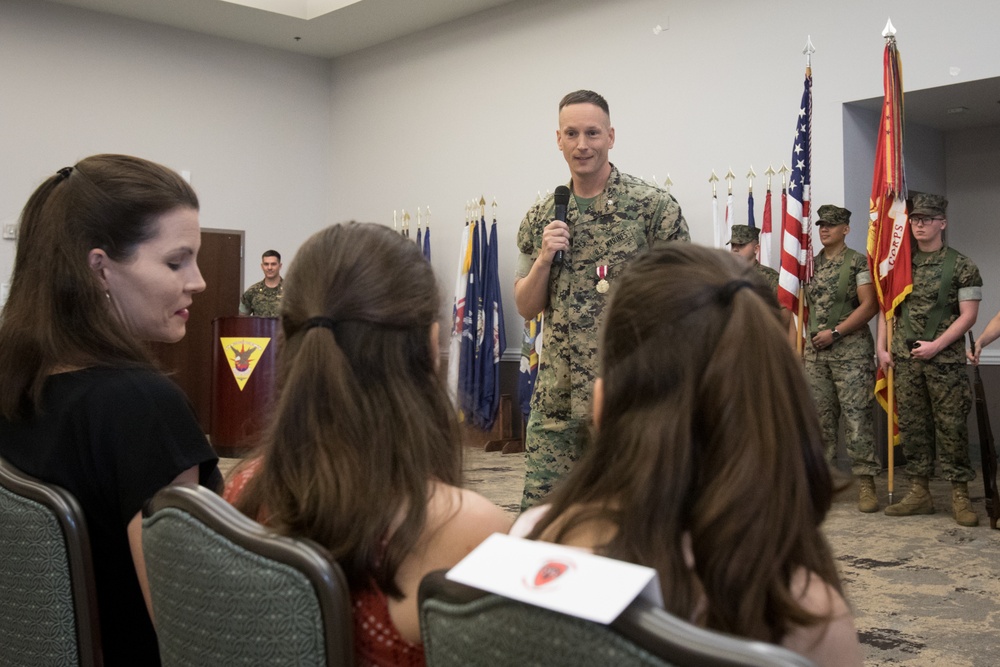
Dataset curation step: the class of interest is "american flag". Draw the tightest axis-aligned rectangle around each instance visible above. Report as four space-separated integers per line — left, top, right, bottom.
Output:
778 70 814 316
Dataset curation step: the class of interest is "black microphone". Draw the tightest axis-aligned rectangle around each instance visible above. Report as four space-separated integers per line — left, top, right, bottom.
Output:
553 185 571 265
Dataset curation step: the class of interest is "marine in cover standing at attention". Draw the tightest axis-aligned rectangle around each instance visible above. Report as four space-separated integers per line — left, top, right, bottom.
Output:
877 193 982 527
802 205 880 512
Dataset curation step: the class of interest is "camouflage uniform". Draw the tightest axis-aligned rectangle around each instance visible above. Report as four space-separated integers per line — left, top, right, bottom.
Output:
892 247 982 482
727 224 778 295
515 165 689 510
804 247 879 475
239 279 283 317
754 262 779 295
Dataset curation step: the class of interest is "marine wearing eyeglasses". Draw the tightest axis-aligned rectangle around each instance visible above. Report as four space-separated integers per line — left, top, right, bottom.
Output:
876 193 983 526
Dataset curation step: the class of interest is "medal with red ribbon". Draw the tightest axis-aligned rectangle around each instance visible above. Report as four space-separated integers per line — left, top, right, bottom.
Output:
596 265 609 294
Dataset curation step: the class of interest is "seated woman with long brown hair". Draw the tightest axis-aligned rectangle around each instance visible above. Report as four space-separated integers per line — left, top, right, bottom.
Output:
0 155 220 666
512 243 862 666
224 222 511 667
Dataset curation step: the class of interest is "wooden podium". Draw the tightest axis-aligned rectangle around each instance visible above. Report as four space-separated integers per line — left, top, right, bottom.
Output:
210 316 278 457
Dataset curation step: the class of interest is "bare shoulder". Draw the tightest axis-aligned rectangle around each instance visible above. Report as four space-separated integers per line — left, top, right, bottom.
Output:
427 482 512 547
782 570 863 667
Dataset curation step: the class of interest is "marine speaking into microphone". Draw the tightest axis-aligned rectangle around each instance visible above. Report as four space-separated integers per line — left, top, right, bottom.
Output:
552 185 570 265
513 89 690 512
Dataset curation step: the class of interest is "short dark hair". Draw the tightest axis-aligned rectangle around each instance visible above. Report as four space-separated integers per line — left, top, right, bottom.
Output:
262 250 281 262
559 90 610 117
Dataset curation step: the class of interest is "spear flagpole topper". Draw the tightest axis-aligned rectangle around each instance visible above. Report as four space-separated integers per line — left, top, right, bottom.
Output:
803 35 815 71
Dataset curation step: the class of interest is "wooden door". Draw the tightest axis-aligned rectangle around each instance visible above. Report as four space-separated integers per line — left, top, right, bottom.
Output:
150 228 244 432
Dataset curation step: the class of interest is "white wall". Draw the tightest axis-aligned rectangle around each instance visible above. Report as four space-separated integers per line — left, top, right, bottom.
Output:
0 0 334 295
328 0 1000 355
4 0 999 357
947 127 1000 344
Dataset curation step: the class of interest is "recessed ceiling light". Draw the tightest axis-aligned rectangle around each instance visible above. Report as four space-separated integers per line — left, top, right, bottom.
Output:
218 0 361 20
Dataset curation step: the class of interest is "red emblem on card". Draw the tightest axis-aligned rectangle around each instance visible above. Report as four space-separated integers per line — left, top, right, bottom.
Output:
534 561 569 587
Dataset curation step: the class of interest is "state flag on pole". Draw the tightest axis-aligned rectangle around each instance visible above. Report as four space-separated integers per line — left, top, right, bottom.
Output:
473 216 506 430
447 222 471 408
518 315 542 419
868 34 912 442
778 70 813 316
458 219 482 419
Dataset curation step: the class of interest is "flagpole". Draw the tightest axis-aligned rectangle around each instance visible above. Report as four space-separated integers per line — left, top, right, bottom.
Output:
761 165 775 268
746 166 757 262
865 17 914 505
883 18 898 504
796 36 816 358
709 170 720 248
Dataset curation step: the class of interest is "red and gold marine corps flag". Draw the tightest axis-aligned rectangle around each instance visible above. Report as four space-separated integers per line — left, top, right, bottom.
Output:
868 21 912 451
867 26 912 322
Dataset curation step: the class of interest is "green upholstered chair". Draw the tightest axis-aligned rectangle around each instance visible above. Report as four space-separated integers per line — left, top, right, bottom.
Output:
142 484 353 667
418 570 816 667
0 456 103 667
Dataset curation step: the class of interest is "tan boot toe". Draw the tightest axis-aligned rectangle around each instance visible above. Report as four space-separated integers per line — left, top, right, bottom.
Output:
858 476 879 513
885 476 934 516
952 482 979 527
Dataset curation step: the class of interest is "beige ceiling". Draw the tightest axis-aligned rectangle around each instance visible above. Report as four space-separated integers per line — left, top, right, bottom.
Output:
40 1 1000 131
42 0 525 59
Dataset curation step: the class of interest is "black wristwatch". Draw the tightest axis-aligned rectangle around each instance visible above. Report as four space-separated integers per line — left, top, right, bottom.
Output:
831 329 842 342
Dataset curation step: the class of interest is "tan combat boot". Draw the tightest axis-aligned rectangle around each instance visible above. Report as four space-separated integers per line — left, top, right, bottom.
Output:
884 476 934 516
857 476 879 513
951 482 979 527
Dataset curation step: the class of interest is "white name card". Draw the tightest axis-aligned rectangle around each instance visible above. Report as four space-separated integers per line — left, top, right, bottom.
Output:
446 533 663 624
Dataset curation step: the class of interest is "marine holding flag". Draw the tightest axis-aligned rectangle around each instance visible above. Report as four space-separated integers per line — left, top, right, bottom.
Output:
877 194 983 526
514 90 690 511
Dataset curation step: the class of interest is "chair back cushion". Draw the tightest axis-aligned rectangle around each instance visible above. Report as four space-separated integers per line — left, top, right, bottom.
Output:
419 571 816 667
421 590 672 667
0 458 101 667
144 506 329 666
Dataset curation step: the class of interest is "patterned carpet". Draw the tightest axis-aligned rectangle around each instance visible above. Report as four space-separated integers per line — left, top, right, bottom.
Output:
460 447 1000 666
220 449 999 665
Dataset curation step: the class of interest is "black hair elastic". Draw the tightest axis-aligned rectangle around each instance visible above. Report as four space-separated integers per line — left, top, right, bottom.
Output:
716 279 754 306
56 166 73 180
302 316 336 332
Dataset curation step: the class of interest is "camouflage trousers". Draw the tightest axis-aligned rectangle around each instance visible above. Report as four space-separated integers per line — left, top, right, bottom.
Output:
894 358 975 482
520 410 590 512
804 355 879 476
